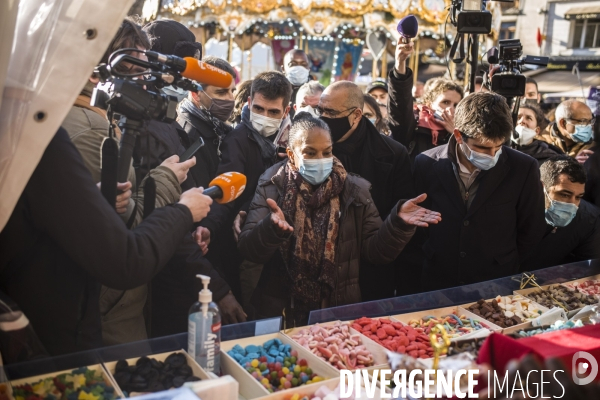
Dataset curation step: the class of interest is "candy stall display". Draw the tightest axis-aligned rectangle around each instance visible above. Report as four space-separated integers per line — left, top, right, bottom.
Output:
104 352 206 396
562 278 600 298
11 366 123 400
285 321 388 370
350 317 435 359
515 284 598 315
220 333 337 399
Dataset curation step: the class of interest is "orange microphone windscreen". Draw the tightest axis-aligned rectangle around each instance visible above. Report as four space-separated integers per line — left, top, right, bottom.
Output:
182 58 234 88
208 172 247 204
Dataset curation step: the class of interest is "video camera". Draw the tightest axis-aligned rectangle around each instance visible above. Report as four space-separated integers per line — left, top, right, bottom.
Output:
484 39 549 98
91 50 202 124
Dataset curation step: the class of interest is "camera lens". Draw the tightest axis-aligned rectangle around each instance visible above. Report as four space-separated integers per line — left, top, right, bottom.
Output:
502 78 517 89
468 15 482 26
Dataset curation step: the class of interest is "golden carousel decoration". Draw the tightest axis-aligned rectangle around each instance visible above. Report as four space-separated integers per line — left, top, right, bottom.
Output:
141 0 465 84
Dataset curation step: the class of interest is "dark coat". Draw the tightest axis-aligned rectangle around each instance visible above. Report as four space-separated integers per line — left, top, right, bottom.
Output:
200 114 276 235
0 128 193 357
238 161 416 319
513 139 563 166
413 136 547 290
199 111 277 301
524 200 600 270
133 120 188 187
584 145 600 208
177 108 232 189
333 117 416 300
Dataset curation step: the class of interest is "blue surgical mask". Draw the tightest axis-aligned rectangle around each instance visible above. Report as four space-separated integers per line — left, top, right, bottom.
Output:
295 153 334 185
368 117 377 125
545 189 578 227
460 143 502 170
570 124 593 143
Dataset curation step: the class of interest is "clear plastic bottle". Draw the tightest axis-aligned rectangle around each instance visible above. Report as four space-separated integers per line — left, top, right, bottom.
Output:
188 275 221 374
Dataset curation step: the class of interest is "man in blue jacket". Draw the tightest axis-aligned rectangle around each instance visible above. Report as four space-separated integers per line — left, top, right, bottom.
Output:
413 92 547 289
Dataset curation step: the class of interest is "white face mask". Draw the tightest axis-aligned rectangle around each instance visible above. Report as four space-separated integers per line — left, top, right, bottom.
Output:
513 125 538 146
250 111 282 137
286 66 310 86
297 105 318 118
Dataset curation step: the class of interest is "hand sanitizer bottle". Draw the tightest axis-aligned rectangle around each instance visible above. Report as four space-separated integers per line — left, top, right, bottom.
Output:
188 274 221 374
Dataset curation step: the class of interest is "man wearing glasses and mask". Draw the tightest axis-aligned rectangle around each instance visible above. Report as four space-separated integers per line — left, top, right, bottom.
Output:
540 100 596 164
317 81 414 301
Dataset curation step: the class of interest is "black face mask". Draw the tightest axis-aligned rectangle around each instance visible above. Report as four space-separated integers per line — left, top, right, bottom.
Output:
320 114 353 142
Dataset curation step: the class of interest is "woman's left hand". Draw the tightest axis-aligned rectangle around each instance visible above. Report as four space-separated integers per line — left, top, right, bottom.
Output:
439 108 455 134
398 193 442 227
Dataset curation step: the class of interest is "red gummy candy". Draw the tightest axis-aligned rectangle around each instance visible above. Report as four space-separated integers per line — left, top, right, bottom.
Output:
377 328 388 339
408 350 419 357
298 359 308 367
382 325 396 336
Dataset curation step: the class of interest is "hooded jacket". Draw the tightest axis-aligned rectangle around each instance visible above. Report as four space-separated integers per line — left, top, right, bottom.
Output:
237 161 416 319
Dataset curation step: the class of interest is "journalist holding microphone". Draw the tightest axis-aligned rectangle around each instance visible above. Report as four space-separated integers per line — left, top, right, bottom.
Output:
237 116 441 327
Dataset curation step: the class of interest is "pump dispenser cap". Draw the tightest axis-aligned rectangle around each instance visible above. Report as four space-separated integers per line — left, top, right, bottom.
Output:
197 274 212 304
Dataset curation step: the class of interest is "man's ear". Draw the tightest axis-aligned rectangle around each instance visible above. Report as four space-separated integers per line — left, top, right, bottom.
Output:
453 129 464 144
294 104 297 111
535 126 541 135
283 105 291 119
89 76 100 84
559 118 567 131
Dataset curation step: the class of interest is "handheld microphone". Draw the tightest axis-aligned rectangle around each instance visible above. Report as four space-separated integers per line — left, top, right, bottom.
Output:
397 15 419 42
182 57 233 88
202 172 247 204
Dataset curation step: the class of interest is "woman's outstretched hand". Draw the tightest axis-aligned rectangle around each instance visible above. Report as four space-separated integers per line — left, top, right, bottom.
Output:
267 198 294 234
398 193 442 227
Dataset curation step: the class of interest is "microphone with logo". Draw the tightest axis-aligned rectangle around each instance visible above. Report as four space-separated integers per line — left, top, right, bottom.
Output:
397 14 419 44
145 51 234 88
202 172 247 204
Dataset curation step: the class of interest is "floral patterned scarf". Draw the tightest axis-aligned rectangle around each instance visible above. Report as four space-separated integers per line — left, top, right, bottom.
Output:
278 157 346 322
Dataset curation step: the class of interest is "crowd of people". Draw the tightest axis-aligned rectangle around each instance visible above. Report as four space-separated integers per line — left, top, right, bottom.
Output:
0 16 599 360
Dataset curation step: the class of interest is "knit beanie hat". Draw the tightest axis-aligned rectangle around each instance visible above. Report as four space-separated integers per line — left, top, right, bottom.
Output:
143 19 202 59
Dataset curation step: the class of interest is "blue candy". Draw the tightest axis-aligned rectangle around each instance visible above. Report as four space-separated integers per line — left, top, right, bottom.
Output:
245 344 259 354
266 356 275 363
268 348 279 357
261 369 270 376
247 352 259 359
264 339 274 348
232 344 246 355
301 375 309 383
239 357 251 365
275 356 283 363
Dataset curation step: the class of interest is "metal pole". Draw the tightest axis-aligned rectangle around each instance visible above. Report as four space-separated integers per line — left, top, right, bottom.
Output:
227 34 233 63
468 34 479 94
381 48 388 78
413 38 420 85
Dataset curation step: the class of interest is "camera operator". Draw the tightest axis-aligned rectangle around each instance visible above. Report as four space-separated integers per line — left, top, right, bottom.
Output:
524 77 542 104
524 155 600 270
0 126 212 357
539 99 596 163
61 17 197 345
177 56 236 189
511 101 562 165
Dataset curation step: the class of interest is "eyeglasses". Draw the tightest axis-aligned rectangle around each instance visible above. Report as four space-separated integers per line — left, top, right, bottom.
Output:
315 106 357 118
566 117 596 126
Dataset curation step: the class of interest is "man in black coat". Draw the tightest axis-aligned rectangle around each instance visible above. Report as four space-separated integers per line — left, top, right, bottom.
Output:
177 56 236 189
413 93 547 290
317 80 415 300
0 128 211 357
200 71 292 308
525 156 600 270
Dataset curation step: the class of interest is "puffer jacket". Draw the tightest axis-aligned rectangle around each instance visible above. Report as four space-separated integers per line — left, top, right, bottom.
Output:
538 123 595 158
237 161 416 319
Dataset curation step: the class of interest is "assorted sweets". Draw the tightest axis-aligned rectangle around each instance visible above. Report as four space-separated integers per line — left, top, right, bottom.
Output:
493 295 546 321
112 353 201 394
467 299 523 328
290 322 375 370
405 313 489 340
352 317 434 359
227 339 325 392
524 285 597 311
12 367 117 400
